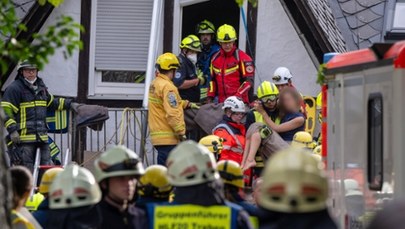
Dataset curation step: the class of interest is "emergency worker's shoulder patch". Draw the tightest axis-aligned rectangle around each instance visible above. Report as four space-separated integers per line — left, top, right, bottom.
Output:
167 91 178 107
175 72 181 79
244 61 254 73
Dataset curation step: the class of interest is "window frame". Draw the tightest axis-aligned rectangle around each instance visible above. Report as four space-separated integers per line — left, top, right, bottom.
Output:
88 0 153 100
385 0 405 40
367 92 384 191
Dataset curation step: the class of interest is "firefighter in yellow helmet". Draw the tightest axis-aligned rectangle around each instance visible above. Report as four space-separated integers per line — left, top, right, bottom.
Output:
199 134 223 160
196 20 220 102
93 145 147 229
136 165 173 211
208 24 255 104
243 81 284 172
258 147 337 229
162 140 253 228
149 53 196 165
291 131 317 150
175 35 205 103
217 160 259 216
47 164 102 228
31 167 63 227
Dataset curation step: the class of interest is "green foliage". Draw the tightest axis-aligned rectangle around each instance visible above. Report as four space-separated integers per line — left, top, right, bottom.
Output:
317 63 327 85
38 0 64 7
235 0 258 7
0 0 83 75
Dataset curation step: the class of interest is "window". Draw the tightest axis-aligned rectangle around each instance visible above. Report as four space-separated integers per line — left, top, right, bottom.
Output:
385 1 405 40
367 93 383 191
89 0 153 99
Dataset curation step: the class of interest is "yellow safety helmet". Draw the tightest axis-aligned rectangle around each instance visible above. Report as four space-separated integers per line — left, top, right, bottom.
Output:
138 165 173 199
259 147 328 213
313 145 322 156
216 160 244 189
39 167 64 194
197 20 215 34
199 135 224 154
156 53 181 71
180 35 201 52
257 81 279 99
316 92 322 109
291 131 316 150
25 192 45 211
217 24 237 42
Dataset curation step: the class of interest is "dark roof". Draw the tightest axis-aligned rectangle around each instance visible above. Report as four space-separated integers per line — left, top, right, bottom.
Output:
307 0 348 53
329 0 387 50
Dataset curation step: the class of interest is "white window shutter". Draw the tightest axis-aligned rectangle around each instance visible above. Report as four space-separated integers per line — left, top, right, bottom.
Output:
95 0 153 71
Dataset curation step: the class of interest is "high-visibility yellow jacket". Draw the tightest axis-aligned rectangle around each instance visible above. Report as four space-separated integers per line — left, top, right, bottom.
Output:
148 73 188 146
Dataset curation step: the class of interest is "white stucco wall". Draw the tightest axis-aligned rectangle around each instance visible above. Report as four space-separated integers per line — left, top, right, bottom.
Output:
2 1 81 97
255 0 319 96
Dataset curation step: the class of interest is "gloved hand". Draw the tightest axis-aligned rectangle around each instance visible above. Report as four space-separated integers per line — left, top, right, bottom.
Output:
189 102 200 109
197 71 207 86
10 131 20 144
178 135 187 142
70 102 80 112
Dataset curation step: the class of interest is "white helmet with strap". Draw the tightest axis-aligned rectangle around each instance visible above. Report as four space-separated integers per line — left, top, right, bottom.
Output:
273 67 293 85
49 164 101 209
166 140 219 187
222 96 246 113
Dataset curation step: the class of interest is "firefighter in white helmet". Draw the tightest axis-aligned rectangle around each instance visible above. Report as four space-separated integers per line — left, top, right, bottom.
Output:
47 164 102 228
213 96 247 165
272 67 294 91
217 160 259 216
93 145 147 229
165 140 253 228
258 147 337 229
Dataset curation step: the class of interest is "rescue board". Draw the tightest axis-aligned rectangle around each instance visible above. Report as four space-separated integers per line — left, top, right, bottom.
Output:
303 96 316 136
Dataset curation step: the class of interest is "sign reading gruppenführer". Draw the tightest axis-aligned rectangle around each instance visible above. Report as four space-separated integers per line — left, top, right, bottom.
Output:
152 205 232 229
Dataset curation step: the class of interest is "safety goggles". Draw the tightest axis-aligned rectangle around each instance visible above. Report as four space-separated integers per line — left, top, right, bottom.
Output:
261 95 278 103
272 75 289 82
102 159 140 172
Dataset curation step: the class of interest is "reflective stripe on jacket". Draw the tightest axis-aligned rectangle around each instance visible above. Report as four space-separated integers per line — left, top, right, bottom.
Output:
1 76 71 143
208 46 254 103
148 73 187 146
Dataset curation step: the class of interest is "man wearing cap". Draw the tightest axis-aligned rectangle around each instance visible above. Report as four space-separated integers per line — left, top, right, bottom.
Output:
1 60 78 172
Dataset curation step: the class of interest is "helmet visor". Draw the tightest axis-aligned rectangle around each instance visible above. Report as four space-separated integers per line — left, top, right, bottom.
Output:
272 75 289 83
103 159 140 173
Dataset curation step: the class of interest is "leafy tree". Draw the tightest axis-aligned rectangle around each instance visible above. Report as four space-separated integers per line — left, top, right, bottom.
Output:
0 0 82 227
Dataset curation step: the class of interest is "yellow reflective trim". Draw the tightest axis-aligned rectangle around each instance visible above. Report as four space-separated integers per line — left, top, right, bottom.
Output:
224 65 238 74
209 81 214 93
150 132 177 137
149 97 163 104
5 119 16 128
212 67 221 74
20 107 26 129
20 101 46 108
46 117 56 122
241 61 246 75
173 124 184 132
57 98 65 110
47 94 54 107
153 205 232 229
1 101 19 113
19 135 36 141
249 216 259 229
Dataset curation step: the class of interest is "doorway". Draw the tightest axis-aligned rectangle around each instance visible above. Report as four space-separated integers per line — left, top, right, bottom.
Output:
172 0 247 53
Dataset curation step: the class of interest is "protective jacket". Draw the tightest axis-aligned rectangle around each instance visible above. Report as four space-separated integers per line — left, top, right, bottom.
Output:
174 53 200 102
245 107 280 130
198 43 220 100
209 46 254 103
213 116 246 165
148 73 188 146
1 75 71 144
98 199 148 229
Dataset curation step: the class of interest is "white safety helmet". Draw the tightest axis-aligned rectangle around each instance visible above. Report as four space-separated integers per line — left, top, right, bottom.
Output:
166 140 219 187
272 67 293 85
93 145 145 183
344 179 363 197
49 164 101 209
222 96 246 113
259 147 328 213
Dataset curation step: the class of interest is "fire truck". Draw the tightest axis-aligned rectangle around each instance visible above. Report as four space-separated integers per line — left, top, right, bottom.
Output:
322 41 405 228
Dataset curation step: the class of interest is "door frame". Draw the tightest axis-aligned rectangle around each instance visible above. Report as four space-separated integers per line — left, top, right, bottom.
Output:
172 0 247 54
